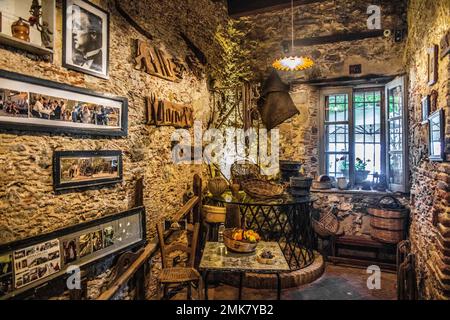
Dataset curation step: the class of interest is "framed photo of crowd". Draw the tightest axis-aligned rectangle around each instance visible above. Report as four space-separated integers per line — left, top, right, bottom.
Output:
0 207 146 300
63 0 110 79
0 69 127 136
53 150 123 192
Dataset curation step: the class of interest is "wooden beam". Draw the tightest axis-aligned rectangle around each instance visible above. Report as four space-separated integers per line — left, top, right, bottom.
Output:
291 74 396 87
282 30 385 48
228 0 323 17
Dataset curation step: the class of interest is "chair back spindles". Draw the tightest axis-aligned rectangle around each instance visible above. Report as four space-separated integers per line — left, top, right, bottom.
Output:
156 222 200 269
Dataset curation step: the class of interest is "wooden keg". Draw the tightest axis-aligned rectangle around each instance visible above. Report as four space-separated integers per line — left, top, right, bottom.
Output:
368 195 409 244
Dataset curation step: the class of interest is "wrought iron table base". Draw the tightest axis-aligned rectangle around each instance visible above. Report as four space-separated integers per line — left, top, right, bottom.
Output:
202 271 282 300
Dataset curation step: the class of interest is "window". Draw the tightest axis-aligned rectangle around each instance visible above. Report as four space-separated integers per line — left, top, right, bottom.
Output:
320 77 408 192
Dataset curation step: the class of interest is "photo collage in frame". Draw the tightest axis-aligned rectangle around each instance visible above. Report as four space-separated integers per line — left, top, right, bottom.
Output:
0 208 145 299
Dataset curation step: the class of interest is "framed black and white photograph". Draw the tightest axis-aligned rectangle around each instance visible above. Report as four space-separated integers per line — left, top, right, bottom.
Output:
427 44 438 86
63 0 109 79
53 150 123 192
0 69 127 136
428 109 445 161
421 95 430 124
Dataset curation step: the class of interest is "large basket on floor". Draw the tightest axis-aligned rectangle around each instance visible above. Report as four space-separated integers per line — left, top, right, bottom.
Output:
312 209 339 238
368 195 409 244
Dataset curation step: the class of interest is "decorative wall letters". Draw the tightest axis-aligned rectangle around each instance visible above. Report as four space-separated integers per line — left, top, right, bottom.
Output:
135 40 184 82
146 94 193 128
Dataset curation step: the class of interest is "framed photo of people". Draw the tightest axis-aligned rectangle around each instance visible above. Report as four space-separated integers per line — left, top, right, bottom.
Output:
53 150 123 192
0 69 127 136
63 0 109 79
0 207 146 300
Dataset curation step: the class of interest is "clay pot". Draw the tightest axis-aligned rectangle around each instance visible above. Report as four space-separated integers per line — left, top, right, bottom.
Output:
337 177 348 190
11 19 30 42
208 176 228 197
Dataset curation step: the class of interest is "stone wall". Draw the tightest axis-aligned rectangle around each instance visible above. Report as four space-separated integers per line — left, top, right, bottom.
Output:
232 1 409 264
406 0 450 300
0 0 228 299
240 0 406 83
236 0 407 176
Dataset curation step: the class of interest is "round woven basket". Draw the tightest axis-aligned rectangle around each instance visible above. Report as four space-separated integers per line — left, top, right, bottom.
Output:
241 179 284 199
223 229 258 253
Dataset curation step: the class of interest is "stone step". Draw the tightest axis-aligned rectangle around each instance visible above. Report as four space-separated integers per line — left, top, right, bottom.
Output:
427 258 450 294
438 223 450 238
436 234 450 257
439 213 450 227
434 250 450 276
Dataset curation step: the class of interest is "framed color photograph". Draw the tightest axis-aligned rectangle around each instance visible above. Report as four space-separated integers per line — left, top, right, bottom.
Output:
63 0 109 79
0 69 127 136
53 150 123 192
428 109 445 161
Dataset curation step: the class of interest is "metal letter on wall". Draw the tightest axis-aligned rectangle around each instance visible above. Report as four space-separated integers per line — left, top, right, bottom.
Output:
135 39 184 82
146 94 193 128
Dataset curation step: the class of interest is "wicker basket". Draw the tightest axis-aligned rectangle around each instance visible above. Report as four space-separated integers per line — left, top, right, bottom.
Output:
312 209 339 238
231 161 261 186
369 196 409 244
241 179 284 199
370 229 404 244
203 205 226 223
223 229 258 253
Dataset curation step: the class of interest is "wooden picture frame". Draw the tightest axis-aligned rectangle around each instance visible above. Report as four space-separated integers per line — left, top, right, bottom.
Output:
421 95 430 124
0 207 146 300
427 45 438 86
428 109 445 162
63 0 110 79
0 69 127 136
53 150 123 192
440 30 450 59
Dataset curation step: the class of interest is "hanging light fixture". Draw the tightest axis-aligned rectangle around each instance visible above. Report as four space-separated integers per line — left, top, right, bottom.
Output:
272 0 314 71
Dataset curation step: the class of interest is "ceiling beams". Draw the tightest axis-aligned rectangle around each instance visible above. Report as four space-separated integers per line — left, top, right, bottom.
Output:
227 0 323 18
282 30 386 48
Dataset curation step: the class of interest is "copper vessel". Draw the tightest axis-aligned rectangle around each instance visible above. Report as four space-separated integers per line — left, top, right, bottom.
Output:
11 18 30 42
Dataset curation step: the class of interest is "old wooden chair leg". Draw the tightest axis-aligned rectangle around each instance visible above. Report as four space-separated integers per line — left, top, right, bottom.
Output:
187 281 192 300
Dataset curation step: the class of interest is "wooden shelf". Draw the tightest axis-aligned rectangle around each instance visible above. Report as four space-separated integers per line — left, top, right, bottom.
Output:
0 33 53 57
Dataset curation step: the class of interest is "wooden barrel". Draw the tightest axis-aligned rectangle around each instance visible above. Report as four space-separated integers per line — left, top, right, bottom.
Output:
368 196 409 244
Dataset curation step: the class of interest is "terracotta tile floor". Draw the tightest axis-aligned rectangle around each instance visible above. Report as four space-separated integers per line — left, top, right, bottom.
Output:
172 264 397 300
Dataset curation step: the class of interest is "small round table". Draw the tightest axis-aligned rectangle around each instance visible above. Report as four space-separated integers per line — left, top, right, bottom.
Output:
206 192 317 270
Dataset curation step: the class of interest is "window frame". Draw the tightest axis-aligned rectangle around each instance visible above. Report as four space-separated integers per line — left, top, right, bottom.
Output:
319 84 388 189
385 76 409 193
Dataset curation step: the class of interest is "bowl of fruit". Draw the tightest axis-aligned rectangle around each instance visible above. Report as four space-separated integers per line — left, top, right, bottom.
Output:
223 228 261 253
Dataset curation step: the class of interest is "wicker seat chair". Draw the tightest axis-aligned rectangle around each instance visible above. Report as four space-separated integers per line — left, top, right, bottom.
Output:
156 222 201 300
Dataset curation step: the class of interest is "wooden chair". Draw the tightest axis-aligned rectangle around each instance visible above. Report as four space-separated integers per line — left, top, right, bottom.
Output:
156 222 201 300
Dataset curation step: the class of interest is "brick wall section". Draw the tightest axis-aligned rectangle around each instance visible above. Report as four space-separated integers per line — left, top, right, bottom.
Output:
406 0 450 300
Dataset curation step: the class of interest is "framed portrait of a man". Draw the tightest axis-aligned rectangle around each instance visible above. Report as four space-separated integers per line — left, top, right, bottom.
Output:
63 0 109 79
